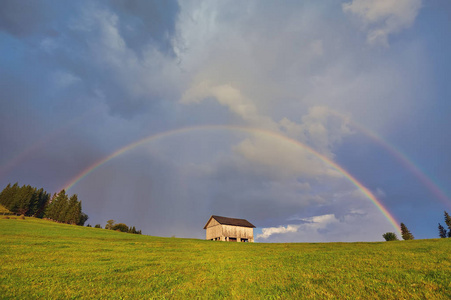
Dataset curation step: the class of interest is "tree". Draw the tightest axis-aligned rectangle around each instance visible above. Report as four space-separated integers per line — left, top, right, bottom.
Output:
444 211 451 236
400 223 414 240
112 223 129 232
94 224 102 229
382 232 399 241
105 219 115 230
64 194 80 224
438 223 447 238
78 212 89 226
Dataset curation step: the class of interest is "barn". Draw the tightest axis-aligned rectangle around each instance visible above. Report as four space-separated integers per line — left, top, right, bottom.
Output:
204 215 255 242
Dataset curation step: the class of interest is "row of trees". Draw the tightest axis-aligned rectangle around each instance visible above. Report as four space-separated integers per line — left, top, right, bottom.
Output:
105 219 141 234
0 183 50 217
86 220 142 234
438 211 451 238
0 183 88 226
45 190 88 225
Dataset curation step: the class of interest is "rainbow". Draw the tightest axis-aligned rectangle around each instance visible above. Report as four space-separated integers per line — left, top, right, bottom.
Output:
62 125 401 234
331 110 451 209
0 106 103 180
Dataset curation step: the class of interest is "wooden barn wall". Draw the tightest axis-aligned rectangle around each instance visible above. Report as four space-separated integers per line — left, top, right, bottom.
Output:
206 225 223 240
222 225 253 239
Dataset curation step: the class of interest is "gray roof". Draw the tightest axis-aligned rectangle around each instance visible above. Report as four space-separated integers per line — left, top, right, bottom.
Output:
204 215 256 229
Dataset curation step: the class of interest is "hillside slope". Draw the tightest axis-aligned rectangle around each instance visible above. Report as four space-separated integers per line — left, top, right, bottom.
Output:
1 218 450 299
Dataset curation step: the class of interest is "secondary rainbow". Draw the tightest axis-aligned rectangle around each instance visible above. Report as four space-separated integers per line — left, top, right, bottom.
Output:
62 125 401 234
331 110 451 209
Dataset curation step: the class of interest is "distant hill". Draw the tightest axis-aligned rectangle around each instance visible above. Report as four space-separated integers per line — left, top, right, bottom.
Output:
1 217 450 299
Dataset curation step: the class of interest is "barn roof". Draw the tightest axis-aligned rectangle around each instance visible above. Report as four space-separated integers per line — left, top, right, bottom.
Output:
203 215 256 229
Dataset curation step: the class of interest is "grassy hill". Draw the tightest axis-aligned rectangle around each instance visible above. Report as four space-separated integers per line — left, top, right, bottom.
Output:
1 218 450 299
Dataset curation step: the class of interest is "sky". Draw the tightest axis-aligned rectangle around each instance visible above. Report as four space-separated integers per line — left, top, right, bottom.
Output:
1 0 451 242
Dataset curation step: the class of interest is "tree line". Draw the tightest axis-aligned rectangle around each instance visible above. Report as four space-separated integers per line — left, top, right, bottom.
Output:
0 183 88 226
87 219 142 234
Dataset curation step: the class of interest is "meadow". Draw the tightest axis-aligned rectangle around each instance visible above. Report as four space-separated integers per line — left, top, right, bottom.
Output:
1 218 450 299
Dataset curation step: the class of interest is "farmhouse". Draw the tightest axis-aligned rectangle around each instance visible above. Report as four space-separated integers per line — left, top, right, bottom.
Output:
204 215 255 242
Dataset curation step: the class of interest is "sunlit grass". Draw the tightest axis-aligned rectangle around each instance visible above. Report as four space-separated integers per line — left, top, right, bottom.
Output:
0 205 12 215
1 218 450 299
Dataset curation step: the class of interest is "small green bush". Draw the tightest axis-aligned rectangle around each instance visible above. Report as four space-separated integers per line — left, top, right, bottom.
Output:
383 232 399 241
112 223 129 232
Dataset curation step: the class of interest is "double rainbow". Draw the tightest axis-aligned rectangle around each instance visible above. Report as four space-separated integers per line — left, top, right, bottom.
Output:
62 125 401 234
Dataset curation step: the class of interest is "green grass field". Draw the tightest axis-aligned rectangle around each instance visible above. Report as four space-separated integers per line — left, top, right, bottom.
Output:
1 218 450 299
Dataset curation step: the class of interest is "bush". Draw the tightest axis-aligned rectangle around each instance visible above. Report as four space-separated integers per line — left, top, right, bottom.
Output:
94 224 102 229
383 232 399 241
111 223 128 232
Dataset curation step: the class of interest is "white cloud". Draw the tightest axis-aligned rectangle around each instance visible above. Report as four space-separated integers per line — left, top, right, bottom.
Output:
181 81 276 130
343 0 422 46
257 214 337 240
257 224 301 239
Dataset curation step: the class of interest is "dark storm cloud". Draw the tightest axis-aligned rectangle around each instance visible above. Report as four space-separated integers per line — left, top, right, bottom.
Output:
0 0 48 36
0 0 182 118
109 0 180 56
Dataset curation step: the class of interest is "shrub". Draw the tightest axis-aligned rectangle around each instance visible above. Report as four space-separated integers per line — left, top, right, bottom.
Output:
383 232 399 241
111 223 129 232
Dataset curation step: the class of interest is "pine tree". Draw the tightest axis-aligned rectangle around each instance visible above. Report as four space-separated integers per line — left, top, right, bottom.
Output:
400 223 414 240
438 223 447 238
0 183 11 206
444 211 451 230
46 190 69 222
2 183 18 209
65 194 80 224
44 193 58 220
34 189 50 218
78 212 88 226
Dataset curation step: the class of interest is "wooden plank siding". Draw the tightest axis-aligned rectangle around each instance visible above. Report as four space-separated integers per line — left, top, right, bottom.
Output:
204 215 255 242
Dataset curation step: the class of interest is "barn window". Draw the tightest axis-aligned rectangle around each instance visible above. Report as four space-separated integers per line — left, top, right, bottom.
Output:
229 237 237 242
241 238 248 242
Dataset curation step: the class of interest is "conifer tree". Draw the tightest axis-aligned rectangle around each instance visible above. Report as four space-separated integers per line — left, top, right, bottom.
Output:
65 194 80 224
400 223 414 240
78 212 88 226
34 189 50 218
444 211 451 232
45 193 58 220
1 183 18 209
0 183 11 206
438 223 447 238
